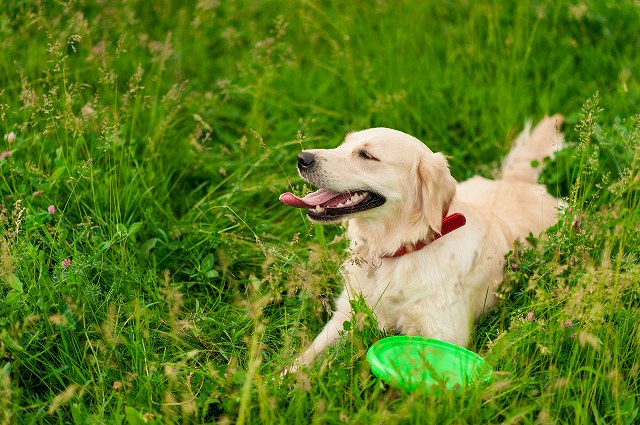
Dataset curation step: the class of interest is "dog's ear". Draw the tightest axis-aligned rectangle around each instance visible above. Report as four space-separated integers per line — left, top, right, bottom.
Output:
415 152 456 234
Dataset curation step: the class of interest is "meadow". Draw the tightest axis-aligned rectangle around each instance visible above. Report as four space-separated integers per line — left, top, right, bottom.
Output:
1 0 640 423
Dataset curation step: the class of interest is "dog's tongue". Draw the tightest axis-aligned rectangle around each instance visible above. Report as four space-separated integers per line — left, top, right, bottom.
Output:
279 188 343 208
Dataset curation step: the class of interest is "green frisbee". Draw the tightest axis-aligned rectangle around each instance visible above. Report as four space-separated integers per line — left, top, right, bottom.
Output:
366 336 493 392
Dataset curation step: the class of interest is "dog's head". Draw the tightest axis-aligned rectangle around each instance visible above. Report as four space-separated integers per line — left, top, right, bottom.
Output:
280 128 456 235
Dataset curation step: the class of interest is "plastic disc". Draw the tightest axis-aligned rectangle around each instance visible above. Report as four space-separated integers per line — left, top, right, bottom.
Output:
366 336 493 392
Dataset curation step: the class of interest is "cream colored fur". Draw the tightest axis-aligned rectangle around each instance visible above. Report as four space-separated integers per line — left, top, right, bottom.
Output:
292 115 565 370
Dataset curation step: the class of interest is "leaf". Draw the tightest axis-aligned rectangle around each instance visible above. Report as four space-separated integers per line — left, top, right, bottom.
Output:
125 406 145 425
1 330 24 353
116 223 127 236
201 253 215 272
9 274 23 293
206 269 219 278
52 166 66 180
5 291 24 308
141 238 159 253
97 240 111 252
70 403 84 425
314 223 326 246
89 240 113 263
128 222 143 236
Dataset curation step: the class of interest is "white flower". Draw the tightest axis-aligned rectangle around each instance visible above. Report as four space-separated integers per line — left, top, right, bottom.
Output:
4 132 16 144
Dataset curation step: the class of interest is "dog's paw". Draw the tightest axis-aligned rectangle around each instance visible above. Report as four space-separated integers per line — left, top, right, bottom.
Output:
278 362 314 392
279 361 300 380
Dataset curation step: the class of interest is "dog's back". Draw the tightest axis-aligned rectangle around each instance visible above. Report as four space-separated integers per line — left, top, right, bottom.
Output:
457 115 565 244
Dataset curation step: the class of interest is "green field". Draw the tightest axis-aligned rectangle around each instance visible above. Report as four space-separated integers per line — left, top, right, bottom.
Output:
1 1 640 423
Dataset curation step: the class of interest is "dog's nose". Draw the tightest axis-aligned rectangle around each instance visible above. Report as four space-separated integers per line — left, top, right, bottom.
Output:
297 151 316 171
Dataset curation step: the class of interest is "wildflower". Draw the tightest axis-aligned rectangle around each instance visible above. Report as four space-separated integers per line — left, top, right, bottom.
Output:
62 258 71 268
561 319 574 329
0 151 11 160
525 312 536 322
5 132 15 144
48 205 56 215
572 216 582 230
510 262 518 270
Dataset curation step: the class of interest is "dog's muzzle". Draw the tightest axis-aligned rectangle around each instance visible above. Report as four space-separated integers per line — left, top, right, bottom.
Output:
280 150 386 221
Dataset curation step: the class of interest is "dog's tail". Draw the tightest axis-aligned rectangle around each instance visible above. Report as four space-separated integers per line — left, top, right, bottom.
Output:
501 114 564 184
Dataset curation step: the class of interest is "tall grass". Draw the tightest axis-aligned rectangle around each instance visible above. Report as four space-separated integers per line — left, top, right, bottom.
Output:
1 0 639 423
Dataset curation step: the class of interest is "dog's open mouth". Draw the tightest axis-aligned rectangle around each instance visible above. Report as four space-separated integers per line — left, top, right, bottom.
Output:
279 188 386 221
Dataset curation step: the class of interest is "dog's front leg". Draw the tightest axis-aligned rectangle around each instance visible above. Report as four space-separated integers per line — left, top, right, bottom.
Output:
289 288 351 372
419 303 472 347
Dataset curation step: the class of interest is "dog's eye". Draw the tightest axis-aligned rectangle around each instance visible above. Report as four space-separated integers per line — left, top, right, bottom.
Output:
358 149 380 161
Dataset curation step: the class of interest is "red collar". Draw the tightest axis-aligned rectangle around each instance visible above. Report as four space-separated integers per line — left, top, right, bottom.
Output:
382 213 466 258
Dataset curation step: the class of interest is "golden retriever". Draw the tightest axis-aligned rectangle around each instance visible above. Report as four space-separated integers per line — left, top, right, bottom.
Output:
280 115 564 369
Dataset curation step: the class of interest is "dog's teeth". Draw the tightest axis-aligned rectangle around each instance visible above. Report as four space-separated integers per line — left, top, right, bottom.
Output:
315 205 325 213
336 202 344 208
345 199 353 205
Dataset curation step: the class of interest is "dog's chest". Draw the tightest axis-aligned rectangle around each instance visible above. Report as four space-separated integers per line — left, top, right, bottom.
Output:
344 252 464 329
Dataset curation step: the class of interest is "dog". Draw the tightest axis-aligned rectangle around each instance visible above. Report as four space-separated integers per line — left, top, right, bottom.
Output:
279 115 564 369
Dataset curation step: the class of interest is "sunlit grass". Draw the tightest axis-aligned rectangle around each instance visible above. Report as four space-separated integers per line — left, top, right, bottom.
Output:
1 1 639 423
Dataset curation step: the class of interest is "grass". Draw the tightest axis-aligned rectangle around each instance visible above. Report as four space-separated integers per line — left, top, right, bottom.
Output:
1 0 640 423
